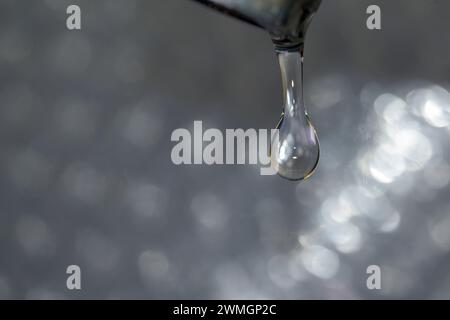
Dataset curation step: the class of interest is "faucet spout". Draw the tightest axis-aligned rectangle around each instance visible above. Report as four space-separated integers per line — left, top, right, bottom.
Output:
192 0 321 48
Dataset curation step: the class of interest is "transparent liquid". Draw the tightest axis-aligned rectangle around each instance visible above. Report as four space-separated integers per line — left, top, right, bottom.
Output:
192 0 321 180
271 48 320 181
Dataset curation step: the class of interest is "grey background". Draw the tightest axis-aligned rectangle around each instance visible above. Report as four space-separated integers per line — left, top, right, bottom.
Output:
0 0 450 299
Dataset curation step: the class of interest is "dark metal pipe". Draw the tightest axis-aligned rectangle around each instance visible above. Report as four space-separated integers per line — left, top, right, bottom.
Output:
192 0 322 49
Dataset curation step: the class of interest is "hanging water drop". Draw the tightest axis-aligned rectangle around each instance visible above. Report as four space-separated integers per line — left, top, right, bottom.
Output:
271 47 320 181
191 0 322 180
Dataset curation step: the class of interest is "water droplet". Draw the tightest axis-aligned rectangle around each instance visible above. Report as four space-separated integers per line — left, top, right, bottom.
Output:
271 48 320 181
192 0 322 180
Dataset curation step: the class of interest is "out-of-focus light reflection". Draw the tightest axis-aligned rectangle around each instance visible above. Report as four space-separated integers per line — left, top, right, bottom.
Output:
358 90 434 187
374 93 407 123
367 145 406 184
191 193 229 230
75 229 119 272
379 211 401 233
300 245 340 279
54 98 96 141
391 129 432 172
324 222 362 254
254 198 288 249
288 251 308 282
214 263 265 299
407 85 450 128
424 100 448 127
386 174 414 197
15 215 54 256
423 158 450 189
429 214 450 251
126 182 167 218
138 250 170 284
295 83 448 289
320 196 355 223
310 74 350 109
267 254 297 289
63 162 107 205
116 99 164 148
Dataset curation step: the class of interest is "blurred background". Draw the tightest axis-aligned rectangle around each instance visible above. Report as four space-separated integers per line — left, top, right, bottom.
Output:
0 0 450 299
